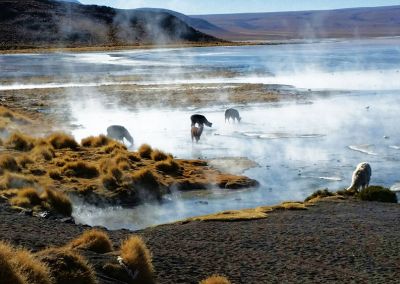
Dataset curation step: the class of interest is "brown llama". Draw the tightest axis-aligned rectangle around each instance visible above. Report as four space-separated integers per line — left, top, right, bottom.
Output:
191 125 204 143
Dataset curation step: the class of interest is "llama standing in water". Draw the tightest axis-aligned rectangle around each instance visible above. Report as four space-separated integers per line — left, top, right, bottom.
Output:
106 125 134 147
190 114 212 127
347 162 371 191
191 125 204 143
225 108 241 123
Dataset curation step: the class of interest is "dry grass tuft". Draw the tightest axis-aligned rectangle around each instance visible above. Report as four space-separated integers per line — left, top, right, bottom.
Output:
155 158 181 175
120 235 155 284
0 242 28 284
32 144 55 161
150 149 170 161
17 155 34 168
47 132 79 150
49 170 63 181
200 275 231 284
81 135 112 148
0 241 53 284
42 188 72 216
101 141 127 154
63 162 99 179
10 188 42 208
0 173 35 190
130 169 159 191
67 229 113 254
305 189 335 202
275 201 307 210
0 154 20 173
36 247 97 284
5 132 36 151
138 144 153 159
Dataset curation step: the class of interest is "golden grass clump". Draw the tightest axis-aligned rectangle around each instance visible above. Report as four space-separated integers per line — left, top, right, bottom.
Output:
49 170 63 181
47 132 79 150
17 154 34 168
67 229 113 254
0 154 20 173
10 188 42 208
150 149 170 161
63 162 99 179
81 135 112 148
305 189 335 202
130 169 159 190
5 132 36 151
36 248 97 284
0 241 53 284
128 152 141 162
199 275 231 284
138 144 153 159
0 106 30 124
101 141 127 154
0 242 27 284
42 188 72 216
32 144 55 161
358 185 398 203
120 236 155 284
155 158 181 175
0 172 35 190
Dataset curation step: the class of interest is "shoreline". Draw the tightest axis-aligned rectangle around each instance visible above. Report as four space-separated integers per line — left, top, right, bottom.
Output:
0 196 399 283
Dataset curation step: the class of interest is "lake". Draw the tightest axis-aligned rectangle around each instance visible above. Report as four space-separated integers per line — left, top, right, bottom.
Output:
1 38 399 230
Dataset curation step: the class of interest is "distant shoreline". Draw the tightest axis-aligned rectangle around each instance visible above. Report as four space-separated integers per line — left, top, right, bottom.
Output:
1 36 398 55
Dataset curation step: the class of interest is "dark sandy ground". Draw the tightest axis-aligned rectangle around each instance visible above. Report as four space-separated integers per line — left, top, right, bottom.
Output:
0 198 399 283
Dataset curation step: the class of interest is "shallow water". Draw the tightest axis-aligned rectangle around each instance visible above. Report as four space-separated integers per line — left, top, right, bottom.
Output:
69 91 400 230
1 38 400 230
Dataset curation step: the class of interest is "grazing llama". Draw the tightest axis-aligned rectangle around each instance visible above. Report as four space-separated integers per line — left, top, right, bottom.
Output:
347 162 371 191
190 114 212 127
106 125 134 146
225 108 241 123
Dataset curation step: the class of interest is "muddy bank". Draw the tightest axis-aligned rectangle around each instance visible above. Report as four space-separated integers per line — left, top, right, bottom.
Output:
0 198 399 283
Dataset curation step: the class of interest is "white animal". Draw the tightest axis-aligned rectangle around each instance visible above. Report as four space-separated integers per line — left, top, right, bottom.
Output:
347 162 371 191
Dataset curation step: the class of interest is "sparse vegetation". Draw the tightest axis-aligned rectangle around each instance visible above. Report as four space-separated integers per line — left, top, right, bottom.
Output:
130 169 159 191
305 189 335 202
5 132 36 151
42 188 73 216
63 162 99 179
36 248 97 284
101 142 126 154
0 242 28 284
47 133 79 150
155 158 181 175
67 229 113 254
358 186 398 203
81 135 112 148
138 144 153 159
120 236 155 284
200 275 231 284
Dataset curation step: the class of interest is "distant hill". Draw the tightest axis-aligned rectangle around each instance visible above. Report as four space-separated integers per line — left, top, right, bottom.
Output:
192 6 400 41
0 0 219 50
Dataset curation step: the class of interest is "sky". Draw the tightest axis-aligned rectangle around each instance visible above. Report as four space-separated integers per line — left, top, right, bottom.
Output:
78 0 400 15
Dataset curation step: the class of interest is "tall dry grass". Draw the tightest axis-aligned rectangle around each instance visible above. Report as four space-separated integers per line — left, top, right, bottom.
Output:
5 132 36 151
81 135 112 148
67 229 113 254
120 236 155 284
138 144 153 159
199 275 231 284
47 132 79 150
41 188 73 216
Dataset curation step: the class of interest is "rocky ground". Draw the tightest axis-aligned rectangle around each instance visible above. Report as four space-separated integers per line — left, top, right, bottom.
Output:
0 197 399 283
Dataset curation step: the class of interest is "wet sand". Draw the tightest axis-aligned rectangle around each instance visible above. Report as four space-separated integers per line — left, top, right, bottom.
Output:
1 198 399 283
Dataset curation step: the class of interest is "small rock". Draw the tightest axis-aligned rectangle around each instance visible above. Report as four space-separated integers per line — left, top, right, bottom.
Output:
59 217 74 224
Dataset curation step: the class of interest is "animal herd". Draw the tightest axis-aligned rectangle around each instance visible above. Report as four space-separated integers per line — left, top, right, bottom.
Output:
106 108 372 192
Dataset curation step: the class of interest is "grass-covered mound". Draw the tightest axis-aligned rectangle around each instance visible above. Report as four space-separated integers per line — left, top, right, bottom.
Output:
1 109 259 208
36 248 96 284
358 186 398 203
